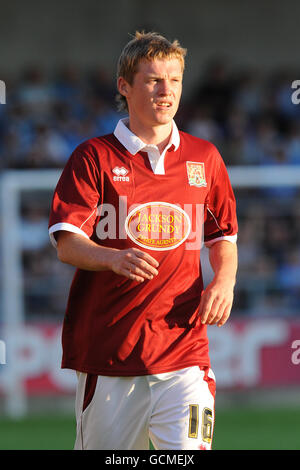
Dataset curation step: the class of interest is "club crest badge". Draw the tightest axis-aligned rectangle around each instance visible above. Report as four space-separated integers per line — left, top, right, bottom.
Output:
186 161 207 188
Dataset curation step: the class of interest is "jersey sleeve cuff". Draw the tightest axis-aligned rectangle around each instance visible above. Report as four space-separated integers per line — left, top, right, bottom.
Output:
49 222 90 248
205 234 237 248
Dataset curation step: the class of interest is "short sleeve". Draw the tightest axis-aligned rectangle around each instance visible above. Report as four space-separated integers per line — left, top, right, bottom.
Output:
204 149 238 247
48 145 101 247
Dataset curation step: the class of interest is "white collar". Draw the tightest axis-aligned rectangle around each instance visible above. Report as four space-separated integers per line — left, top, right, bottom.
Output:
113 117 180 155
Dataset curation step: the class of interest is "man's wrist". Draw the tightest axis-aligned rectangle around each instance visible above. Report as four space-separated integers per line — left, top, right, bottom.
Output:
96 246 119 271
213 273 236 286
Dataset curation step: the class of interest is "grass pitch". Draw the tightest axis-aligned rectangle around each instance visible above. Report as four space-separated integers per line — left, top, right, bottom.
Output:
0 406 299 450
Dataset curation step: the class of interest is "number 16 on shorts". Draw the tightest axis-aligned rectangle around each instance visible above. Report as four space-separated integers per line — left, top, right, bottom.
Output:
188 404 213 448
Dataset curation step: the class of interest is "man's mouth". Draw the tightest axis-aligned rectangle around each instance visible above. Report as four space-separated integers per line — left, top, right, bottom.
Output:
156 101 172 108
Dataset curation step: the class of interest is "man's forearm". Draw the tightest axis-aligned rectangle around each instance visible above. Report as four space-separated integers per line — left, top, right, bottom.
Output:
56 231 159 283
56 231 116 271
209 240 238 284
199 240 238 326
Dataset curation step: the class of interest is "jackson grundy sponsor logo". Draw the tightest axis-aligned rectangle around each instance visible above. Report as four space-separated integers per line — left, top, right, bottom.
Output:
125 202 191 251
96 197 204 250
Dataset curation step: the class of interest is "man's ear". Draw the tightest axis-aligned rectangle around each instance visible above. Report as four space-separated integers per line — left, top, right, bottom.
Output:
117 77 130 98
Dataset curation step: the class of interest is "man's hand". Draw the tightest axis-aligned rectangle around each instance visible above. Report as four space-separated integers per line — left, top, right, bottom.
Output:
199 278 235 327
110 247 159 283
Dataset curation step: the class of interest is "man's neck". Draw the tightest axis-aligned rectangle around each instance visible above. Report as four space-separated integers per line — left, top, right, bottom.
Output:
128 119 173 154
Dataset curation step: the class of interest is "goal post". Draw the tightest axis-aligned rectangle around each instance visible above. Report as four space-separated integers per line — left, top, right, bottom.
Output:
0 165 300 417
0 169 62 417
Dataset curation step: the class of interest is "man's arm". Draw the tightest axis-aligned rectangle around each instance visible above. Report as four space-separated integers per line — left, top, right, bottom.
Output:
56 231 159 283
199 240 238 327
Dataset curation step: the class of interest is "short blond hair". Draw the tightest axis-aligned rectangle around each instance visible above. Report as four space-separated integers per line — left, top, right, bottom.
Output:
116 31 187 111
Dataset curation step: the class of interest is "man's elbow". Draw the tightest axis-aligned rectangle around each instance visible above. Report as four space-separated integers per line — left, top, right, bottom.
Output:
57 246 68 264
56 232 70 264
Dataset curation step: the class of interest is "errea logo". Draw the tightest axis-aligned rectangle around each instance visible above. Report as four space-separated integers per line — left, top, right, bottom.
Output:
112 166 130 182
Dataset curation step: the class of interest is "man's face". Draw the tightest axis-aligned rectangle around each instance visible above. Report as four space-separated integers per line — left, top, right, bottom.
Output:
118 57 183 129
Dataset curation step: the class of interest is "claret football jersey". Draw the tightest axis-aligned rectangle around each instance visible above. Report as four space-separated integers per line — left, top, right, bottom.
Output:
49 119 238 376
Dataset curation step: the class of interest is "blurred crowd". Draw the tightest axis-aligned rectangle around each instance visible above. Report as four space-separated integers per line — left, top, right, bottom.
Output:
0 59 300 319
0 59 300 170
0 64 123 171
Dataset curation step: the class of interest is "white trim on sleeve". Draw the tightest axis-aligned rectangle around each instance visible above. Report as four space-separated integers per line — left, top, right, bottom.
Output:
205 234 237 248
49 222 90 248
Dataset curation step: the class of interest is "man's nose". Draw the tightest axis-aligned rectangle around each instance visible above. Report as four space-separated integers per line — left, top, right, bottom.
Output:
159 80 172 95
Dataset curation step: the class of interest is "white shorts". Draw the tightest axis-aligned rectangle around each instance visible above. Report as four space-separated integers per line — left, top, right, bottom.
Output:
74 366 216 450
